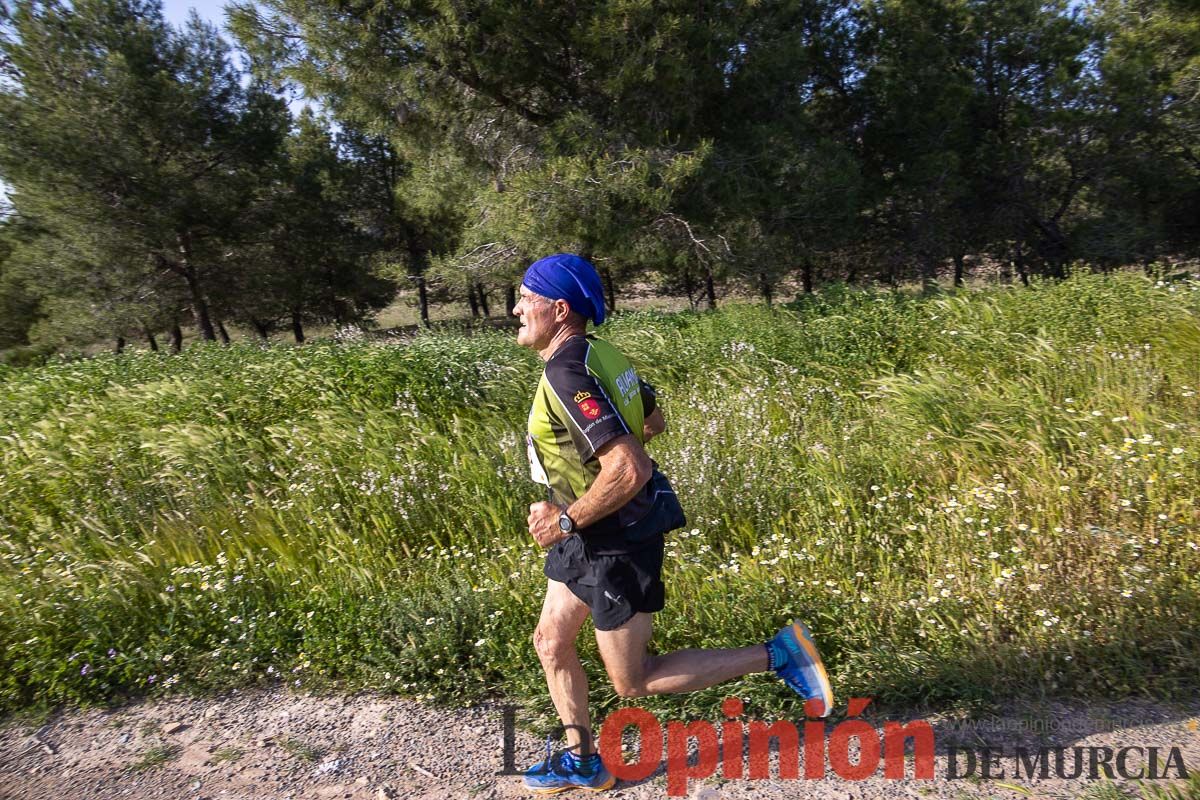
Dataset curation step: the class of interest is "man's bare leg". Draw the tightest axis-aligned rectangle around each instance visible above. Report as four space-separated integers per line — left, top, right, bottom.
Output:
533 579 595 754
594 612 769 698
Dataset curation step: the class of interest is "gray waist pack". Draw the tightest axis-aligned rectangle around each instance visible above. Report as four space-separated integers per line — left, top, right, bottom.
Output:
578 470 687 556
622 470 687 546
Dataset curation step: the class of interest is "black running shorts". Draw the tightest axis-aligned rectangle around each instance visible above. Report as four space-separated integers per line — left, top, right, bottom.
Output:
543 533 666 631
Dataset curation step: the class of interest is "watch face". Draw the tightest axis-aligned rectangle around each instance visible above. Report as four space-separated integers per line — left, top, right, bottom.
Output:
558 514 572 533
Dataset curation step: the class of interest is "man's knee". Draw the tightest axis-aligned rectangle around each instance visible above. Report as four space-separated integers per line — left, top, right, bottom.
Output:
609 655 655 698
533 625 576 667
611 679 651 699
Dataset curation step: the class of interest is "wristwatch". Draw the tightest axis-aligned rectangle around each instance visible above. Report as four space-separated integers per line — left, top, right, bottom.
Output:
558 510 577 535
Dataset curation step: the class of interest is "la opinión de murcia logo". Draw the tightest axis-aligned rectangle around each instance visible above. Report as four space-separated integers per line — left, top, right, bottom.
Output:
498 698 1191 797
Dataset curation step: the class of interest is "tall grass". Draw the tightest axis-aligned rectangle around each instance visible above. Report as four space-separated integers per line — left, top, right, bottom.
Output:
1 273 1197 722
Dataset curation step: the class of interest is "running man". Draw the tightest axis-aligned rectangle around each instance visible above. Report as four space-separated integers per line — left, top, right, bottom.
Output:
515 253 833 794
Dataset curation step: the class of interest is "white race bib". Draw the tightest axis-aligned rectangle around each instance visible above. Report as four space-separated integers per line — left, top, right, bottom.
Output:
526 433 550 486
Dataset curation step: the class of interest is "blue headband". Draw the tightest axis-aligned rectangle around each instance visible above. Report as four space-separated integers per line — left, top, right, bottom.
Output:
522 253 607 326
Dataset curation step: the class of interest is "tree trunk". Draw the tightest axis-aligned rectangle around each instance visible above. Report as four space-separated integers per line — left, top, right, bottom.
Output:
704 267 717 310
250 317 270 339
408 243 431 327
144 326 159 352
506 284 517 317
476 283 490 316
953 253 966 288
682 265 697 309
115 336 125 354
921 252 939 293
292 311 305 343
216 320 231 344
759 271 773 306
601 269 616 313
177 232 216 341
801 259 815 294
170 323 183 354
884 260 899 287
186 274 216 340
416 275 430 327
1015 250 1030 287
466 284 480 318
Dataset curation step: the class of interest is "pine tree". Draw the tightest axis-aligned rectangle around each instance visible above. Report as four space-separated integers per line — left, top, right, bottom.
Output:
0 0 288 346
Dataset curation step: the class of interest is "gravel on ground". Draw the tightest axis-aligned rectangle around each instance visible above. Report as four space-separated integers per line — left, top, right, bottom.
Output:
2 688 1197 800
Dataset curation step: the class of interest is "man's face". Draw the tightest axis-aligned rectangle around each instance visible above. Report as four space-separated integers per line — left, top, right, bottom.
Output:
513 284 562 349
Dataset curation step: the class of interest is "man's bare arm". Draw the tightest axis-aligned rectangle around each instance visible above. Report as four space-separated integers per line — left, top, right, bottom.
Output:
643 408 666 442
566 434 653 529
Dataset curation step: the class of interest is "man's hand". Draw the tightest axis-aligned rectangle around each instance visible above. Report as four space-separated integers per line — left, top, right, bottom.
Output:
528 501 566 548
527 436 653 548
643 408 666 442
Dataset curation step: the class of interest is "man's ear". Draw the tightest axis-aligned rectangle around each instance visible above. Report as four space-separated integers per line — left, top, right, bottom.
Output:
554 299 573 322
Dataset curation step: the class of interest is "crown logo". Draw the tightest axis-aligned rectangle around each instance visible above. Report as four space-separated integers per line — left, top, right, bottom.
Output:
574 391 592 403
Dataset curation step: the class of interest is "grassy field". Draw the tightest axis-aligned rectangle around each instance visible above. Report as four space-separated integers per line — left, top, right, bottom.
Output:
1 273 1198 723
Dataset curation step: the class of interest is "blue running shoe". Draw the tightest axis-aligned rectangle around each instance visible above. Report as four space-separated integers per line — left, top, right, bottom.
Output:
523 737 616 794
766 619 834 717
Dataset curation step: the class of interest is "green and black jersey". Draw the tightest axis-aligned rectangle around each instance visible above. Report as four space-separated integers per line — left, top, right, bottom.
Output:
526 334 660 541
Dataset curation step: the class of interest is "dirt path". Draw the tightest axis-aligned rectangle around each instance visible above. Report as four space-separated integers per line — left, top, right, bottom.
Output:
2 689 1197 800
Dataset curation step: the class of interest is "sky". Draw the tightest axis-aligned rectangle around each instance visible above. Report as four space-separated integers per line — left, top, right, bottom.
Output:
161 0 231 31
160 0 321 118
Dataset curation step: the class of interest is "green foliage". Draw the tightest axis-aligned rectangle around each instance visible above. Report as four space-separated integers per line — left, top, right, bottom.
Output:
435 142 716 289
1139 771 1200 800
223 110 396 335
211 746 243 764
129 743 180 771
1081 0 1200 264
0 0 395 351
0 223 39 350
228 0 1200 306
0 0 287 344
0 275 1197 720
278 737 323 762
2 0 1199 354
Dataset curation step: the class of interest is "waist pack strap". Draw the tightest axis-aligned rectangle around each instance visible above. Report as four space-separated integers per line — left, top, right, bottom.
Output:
587 471 687 555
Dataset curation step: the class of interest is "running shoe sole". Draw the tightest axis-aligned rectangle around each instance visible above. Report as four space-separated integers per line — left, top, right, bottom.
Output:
779 620 834 717
526 773 616 794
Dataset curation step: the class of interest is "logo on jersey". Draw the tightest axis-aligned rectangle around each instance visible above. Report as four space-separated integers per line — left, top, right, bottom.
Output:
574 391 601 418
616 367 639 405
577 396 602 419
